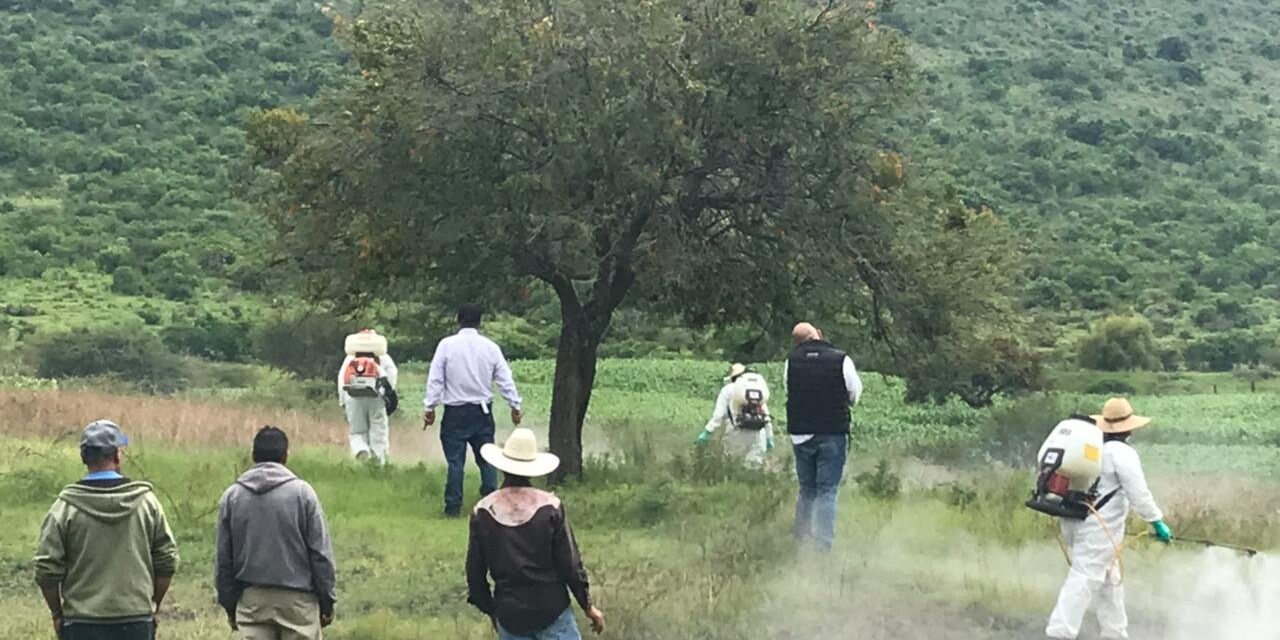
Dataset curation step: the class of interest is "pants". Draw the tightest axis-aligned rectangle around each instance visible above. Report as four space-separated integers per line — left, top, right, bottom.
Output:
346 396 389 464
724 427 768 468
441 403 497 513
236 586 322 640
497 608 581 640
1046 517 1128 639
792 434 848 551
61 621 153 640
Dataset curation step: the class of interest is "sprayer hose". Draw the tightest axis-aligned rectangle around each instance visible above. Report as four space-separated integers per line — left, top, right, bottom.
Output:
1054 503 1127 584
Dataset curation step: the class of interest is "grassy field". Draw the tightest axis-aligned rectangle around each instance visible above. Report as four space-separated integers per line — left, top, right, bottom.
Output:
1 359 1276 639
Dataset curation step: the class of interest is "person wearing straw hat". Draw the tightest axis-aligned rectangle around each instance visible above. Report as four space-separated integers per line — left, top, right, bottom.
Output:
695 363 774 468
466 428 605 639
1046 397 1174 640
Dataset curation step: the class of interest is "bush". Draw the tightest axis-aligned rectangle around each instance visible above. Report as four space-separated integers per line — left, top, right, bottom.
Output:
149 250 202 301
854 459 901 500
1083 379 1138 395
111 265 148 296
980 394 1067 464
162 313 252 362
32 326 187 393
1156 36 1191 62
253 312 355 380
1077 315 1160 371
482 315 556 360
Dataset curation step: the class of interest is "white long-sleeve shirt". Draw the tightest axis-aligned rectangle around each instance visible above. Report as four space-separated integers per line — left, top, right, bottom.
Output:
703 383 735 433
337 353 398 406
424 328 522 412
783 356 863 444
1095 440 1164 525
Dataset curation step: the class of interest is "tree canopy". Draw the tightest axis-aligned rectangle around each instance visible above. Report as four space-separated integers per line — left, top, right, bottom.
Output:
249 0 1031 476
2 0 1277 374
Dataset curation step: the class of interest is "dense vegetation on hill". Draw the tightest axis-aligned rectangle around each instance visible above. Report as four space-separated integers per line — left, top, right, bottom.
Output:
0 0 346 343
1 0 1277 376
891 0 1280 369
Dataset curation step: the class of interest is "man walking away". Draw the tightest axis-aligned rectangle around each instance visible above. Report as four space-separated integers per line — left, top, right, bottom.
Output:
216 427 337 639
424 304 524 517
695 363 774 468
338 329 398 464
1045 398 1173 639
34 420 180 640
467 428 606 639
785 322 863 551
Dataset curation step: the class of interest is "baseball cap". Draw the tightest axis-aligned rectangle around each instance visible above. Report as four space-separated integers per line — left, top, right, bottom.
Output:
80 420 129 451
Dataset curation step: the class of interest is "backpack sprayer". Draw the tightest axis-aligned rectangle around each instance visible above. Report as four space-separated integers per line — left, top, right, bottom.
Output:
728 372 770 430
1026 416 1107 520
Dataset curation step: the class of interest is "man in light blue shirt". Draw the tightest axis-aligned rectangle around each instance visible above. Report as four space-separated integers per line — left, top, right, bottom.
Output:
423 304 524 517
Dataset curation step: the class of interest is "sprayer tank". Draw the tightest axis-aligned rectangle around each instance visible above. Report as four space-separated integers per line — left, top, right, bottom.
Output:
1038 418 1104 488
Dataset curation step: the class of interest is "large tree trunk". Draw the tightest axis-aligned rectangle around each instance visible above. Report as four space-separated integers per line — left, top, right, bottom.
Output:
547 307 603 482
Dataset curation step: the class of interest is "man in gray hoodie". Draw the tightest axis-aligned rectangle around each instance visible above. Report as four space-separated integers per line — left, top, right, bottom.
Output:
215 427 337 639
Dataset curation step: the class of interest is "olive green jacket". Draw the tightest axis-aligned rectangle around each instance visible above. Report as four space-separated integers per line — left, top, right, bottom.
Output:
34 481 179 621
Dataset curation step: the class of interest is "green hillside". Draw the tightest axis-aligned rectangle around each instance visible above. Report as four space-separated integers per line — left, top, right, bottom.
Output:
0 0 346 338
891 0 1280 366
2 0 1277 372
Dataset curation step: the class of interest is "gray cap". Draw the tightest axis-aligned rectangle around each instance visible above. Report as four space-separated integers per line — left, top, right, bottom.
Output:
80 420 129 451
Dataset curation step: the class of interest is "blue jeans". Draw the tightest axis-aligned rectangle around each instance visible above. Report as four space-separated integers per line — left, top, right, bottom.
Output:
61 620 153 640
792 434 848 550
498 608 581 640
441 403 498 512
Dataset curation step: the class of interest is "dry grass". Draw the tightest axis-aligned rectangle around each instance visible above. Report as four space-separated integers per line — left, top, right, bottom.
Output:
0 389 348 449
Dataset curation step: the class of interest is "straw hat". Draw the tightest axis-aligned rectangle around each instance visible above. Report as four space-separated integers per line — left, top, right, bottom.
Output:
725 363 747 382
1092 397 1151 433
480 428 560 477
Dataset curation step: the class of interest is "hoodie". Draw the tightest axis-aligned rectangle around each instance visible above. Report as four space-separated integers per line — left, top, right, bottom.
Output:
215 463 336 615
33 480 180 622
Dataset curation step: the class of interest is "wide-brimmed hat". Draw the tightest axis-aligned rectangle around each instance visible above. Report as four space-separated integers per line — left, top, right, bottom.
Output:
725 363 747 382
481 428 560 477
1092 397 1151 433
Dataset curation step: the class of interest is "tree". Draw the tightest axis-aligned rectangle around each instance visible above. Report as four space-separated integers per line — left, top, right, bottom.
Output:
1077 315 1161 371
33 326 188 393
249 0 1025 478
149 250 202 301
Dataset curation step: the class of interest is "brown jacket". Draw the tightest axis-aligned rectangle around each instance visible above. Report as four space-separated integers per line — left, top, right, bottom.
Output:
466 486 591 635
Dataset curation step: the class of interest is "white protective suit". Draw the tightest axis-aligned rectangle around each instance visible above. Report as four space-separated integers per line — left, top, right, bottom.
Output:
1046 440 1164 639
701 382 771 468
338 353 398 464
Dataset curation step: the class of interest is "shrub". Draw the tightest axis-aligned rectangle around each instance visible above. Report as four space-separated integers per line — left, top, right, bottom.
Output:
980 394 1067 464
1156 36 1191 62
162 313 252 362
32 326 187 393
253 312 355 380
111 265 148 296
148 250 202 301
1084 379 1138 395
854 459 901 500
1077 315 1161 371
1177 65 1205 86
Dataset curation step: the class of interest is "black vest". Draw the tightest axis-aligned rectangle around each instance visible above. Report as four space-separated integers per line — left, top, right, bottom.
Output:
786 341 851 435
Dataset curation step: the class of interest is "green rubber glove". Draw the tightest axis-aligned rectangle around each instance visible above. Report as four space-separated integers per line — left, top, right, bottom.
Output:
1151 520 1173 543
695 430 712 445
766 434 775 451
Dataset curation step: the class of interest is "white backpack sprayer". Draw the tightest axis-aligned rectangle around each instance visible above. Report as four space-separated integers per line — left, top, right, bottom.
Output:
728 371 770 430
1026 415 1112 519
342 330 389 399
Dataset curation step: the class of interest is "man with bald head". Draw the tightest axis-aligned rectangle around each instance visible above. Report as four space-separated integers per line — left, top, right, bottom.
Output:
784 322 863 551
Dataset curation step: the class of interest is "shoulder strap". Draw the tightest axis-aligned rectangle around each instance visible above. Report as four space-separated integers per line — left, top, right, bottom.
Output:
1093 488 1121 511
